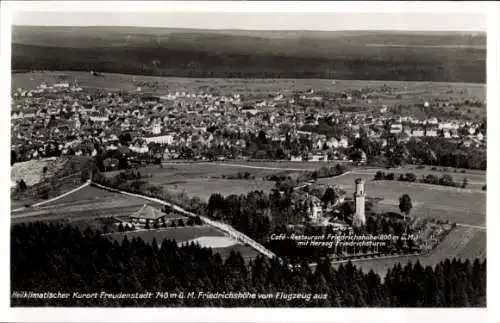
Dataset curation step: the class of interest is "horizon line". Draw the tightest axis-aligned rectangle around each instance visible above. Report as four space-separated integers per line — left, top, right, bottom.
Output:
12 25 487 34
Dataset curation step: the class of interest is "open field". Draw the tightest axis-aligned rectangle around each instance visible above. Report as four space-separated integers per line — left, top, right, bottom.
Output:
318 164 485 227
11 185 165 224
105 162 486 226
320 174 485 227
12 27 485 82
12 71 486 101
160 178 275 201
351 165 486 190
333 227 486 278
105 162 312 201
108 162 308 181
180 236 239 248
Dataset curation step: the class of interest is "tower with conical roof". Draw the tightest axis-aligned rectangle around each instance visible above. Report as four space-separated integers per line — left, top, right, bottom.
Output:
353 178 366 227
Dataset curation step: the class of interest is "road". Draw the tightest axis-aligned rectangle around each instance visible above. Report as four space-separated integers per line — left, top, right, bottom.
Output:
91 182 278 260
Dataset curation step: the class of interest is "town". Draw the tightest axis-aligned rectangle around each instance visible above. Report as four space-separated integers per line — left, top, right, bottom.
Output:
11 74 486 172
10 72 486 269
7 7 489 309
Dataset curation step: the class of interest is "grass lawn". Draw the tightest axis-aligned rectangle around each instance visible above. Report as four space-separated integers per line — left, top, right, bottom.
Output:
160 178 275 201
11 185 165 223
319 168 485 227
12 72 486 102
333 226 486 278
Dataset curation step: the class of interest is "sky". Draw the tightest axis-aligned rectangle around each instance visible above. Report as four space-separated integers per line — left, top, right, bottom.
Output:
12 12 486 32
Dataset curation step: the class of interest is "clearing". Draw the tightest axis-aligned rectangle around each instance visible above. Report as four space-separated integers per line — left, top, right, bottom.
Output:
333 226 486 278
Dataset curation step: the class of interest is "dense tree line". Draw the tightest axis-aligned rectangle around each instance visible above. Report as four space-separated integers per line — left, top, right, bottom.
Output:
374 171 469 188
12 43 485 83
11 222 486 307
405 138 486 170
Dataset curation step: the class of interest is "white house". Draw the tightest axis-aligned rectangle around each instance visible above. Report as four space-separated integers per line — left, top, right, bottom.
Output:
412 129 425 137
144 134 174 145
390 123 403 134
426 129 438 137
309 153 328 162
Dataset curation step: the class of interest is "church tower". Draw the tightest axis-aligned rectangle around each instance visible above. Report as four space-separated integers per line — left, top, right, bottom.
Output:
353 178 366 227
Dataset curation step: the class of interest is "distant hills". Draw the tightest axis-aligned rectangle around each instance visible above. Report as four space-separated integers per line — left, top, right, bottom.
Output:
12 26 486 83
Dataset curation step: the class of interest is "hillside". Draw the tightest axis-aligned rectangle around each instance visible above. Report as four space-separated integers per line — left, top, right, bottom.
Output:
12 26 486 83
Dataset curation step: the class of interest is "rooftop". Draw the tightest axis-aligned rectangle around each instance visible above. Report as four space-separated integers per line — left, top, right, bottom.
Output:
130 204 166 220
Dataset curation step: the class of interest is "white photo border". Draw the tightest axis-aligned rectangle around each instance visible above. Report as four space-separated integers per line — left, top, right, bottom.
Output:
0 1 498 323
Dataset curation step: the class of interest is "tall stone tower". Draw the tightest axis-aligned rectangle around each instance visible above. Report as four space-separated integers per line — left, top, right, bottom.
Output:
353 178 366 227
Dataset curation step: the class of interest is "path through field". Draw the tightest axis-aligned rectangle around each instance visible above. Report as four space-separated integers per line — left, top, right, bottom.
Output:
11 180 91 213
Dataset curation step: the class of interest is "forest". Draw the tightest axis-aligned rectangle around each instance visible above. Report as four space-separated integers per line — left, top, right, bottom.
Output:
11 222 486 307
12 27 486 83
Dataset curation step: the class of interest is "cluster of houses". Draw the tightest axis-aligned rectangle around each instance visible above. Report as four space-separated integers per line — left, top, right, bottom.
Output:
11 80 486 164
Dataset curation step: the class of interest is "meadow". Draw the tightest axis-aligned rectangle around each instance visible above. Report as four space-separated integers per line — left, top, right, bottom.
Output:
11 185 165 224
320 171 485 227
12 71 486 101
109 162 310 201
332 227 486 278
109 162 486 226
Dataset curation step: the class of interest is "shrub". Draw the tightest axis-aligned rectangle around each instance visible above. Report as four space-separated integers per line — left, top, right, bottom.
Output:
439 174 456 187
374 171 385 180
461 178 468 189
18 179 27 192
406 173 417 182
423 174 439 185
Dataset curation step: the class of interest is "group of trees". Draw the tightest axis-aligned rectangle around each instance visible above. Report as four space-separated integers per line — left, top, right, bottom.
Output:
374 171 469 189
220 172 255 180
405 138 486 170
421 174 467 188
207 191 273 243
297 164 348 183
11 222 486 307
243 131 289 160
142 216 203 230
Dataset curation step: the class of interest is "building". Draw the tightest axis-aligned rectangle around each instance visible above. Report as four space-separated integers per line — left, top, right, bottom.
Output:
352 178 366 227
309 153 328 162
130 204 166 225
390 123 403 134
144 134 174 145
305 195 323 223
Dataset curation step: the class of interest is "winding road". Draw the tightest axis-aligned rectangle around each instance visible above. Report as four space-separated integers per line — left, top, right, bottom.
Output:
90 182 278 260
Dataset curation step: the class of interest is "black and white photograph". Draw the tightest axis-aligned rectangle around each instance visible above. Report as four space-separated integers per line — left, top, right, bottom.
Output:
1 1 499 321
